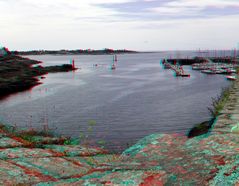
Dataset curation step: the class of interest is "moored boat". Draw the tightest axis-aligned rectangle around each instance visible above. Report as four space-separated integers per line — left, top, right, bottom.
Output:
226 69 237 74
226 75 237 81
201 70 215 74
215 70 226 74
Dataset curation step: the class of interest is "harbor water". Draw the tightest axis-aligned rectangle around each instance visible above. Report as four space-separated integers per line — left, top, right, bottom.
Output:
0 52 231 152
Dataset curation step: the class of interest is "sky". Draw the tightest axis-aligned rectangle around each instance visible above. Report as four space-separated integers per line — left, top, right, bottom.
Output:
0 0 239 51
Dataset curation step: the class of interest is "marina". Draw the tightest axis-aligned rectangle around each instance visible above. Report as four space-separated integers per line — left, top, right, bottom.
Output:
162 56 239 80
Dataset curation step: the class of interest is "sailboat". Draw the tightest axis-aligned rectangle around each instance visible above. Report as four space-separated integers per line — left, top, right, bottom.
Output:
111 55 117 70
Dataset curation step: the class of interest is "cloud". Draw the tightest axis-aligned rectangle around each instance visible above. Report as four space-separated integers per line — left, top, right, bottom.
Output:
0 0 238 50
150 0 239 17
0 0 128 22
1 0 237 25
96 0 239 21
1 0 239 25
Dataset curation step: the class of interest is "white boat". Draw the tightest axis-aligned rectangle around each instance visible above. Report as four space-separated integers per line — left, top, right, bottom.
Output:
226 75 237 81
226 69 237 73
201 70 215 74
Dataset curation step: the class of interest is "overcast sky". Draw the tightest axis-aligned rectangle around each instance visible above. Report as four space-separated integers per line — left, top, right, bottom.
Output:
0 0 239 51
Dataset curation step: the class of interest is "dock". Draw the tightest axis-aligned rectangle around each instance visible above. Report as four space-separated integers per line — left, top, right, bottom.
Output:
162 59 190 77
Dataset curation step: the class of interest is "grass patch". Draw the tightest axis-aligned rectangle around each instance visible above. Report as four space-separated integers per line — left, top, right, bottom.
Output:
188 86 231 138
0 122 70 146
208 87 231 117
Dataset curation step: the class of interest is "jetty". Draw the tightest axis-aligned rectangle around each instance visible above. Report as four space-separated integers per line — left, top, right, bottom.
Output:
162 59 190 77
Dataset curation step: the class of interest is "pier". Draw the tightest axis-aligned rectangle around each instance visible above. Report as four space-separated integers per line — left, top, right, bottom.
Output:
162 59 190 77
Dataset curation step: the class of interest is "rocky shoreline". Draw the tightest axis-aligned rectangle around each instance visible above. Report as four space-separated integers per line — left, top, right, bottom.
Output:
0 55 77 99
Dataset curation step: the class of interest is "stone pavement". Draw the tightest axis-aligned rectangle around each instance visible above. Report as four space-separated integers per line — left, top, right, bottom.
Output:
1 80 239 185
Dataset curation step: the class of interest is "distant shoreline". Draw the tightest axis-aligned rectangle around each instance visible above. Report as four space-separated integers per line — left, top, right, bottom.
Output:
11 49 139 56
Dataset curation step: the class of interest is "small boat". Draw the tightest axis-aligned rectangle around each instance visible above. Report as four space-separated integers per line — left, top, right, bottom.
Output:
201 70 215 74
214 70 225 74
192 66 202 70
226 75 237 81
226 69 237 74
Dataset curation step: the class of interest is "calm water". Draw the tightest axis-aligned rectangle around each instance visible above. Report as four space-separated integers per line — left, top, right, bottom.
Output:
0 52 231 152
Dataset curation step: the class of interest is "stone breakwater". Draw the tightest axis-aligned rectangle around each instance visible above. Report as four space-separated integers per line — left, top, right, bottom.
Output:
1 80 239 185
